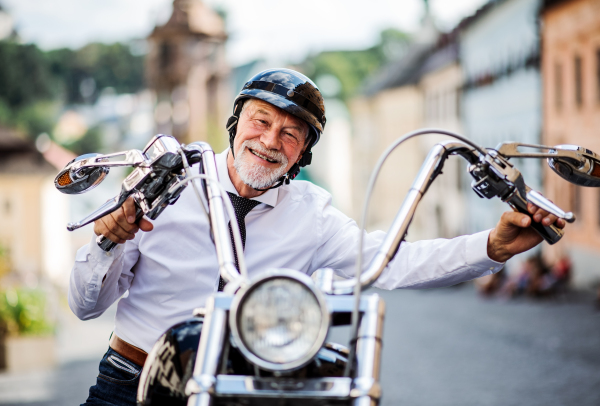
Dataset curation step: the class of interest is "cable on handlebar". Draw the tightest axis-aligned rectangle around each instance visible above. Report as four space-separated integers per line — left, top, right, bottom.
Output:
179 149 209 219
344 128 485 377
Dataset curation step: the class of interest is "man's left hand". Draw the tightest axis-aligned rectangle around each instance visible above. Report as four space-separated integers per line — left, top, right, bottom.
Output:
487 202 566 263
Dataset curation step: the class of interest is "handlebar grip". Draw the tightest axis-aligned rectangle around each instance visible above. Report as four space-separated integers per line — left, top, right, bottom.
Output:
96 205 144 252
96 234 118 252
510 200 564 245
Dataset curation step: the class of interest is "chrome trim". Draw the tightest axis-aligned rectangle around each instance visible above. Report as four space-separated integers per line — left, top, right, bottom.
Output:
352 294 385 406
186 294 229 406
229 269 330 372
332 141 476 294
314 268 334 294
215 375 352 399
54 153 110 195
185 142 240 285
526 189 575 223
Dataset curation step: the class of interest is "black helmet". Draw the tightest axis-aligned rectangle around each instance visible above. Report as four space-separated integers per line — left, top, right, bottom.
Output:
226 68 326 187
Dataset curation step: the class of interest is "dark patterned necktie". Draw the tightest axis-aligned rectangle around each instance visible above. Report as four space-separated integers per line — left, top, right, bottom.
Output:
218 192 261 291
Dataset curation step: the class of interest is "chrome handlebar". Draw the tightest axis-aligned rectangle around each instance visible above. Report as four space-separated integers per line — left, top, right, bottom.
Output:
56 132 600 295
326 136 597 295
55 135 242 287
330 140 477 295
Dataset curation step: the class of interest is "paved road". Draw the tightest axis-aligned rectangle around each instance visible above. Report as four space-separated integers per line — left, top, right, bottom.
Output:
1 286 599 406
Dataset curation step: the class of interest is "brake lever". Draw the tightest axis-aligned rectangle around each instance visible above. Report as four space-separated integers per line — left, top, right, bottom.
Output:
469 149 574 245
505 185 567 245
525 189 575 223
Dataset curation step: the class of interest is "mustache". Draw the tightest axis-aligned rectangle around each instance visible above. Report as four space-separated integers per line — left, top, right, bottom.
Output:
238 140 288 165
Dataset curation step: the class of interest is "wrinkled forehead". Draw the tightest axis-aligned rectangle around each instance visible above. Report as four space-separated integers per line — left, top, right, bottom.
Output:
243 99 309 134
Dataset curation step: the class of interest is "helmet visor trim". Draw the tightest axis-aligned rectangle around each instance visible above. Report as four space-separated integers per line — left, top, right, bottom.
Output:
243 81 326 130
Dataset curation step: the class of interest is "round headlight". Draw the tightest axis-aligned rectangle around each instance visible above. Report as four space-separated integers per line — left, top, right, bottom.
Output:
230 270 329 371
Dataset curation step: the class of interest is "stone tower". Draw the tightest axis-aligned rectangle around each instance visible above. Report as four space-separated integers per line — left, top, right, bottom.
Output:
146 0 229 146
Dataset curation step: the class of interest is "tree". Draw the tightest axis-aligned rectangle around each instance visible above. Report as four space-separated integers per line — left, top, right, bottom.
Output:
301 28 411 101
0 40 145 141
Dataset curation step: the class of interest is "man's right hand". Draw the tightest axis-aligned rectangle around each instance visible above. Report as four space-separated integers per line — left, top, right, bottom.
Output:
93 197 154 244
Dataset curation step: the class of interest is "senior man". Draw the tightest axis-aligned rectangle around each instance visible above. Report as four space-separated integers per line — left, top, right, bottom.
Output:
70 69 564 406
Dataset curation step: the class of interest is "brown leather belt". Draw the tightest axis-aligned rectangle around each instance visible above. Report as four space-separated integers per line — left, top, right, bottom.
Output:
109 333 148 366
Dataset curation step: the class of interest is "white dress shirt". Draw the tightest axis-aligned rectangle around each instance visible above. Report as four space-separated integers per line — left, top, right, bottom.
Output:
68 150 503 352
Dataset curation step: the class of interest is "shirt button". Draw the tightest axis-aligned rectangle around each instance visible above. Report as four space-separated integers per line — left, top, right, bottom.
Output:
489 267 495 271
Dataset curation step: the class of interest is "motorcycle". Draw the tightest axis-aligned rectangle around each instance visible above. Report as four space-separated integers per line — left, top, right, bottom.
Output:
55 130 600 406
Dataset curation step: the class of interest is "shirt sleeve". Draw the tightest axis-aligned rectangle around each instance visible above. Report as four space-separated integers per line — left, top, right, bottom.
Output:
68 234 140 320
311 194 504 290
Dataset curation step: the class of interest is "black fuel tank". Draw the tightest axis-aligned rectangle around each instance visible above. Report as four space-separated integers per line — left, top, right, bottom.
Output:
137 317 203 406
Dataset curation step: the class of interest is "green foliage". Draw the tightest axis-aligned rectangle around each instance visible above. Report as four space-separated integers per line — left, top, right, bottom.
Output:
0 42 58 108
0 244 10 280
0 289 54 337
46 42 145 104
0 98 11 124
62 125 103 156
0 40 144 142
12 100 60 137
302 28 410 100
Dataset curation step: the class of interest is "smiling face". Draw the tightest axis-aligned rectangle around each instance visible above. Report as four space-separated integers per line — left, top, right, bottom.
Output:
232 99 309 190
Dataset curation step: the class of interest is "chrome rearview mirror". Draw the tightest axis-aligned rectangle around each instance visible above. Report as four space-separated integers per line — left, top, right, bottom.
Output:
547 145 600 187
54 153 110 194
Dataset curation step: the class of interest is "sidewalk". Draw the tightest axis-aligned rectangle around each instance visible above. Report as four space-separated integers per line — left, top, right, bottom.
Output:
0 301 117 405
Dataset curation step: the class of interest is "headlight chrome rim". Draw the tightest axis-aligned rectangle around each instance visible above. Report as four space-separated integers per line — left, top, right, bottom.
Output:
229 269 330 372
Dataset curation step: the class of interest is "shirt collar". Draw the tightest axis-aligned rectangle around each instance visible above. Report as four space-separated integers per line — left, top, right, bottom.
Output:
215 149 279 208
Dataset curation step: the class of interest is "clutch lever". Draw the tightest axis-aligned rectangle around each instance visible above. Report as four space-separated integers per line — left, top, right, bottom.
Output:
67 192 133 231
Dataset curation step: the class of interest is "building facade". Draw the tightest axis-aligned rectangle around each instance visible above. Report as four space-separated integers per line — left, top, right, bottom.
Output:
541 0 600 288
460 0 543 235
418 41 467 239
146 0 230 149
0 129 72 288
349 9 444 240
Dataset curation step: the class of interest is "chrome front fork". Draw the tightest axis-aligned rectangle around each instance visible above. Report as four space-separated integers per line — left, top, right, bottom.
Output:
185 294 385 406
352 295 385 406
186 294 230 406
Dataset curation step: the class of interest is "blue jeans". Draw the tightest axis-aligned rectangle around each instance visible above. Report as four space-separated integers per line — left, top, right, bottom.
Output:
81 347 141 406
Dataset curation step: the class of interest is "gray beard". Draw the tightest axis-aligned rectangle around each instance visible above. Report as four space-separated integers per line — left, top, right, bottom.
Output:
234 140 289 189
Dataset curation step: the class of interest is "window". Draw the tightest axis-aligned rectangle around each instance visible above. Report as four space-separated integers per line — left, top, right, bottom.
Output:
555 63 563 111
575 55 583 107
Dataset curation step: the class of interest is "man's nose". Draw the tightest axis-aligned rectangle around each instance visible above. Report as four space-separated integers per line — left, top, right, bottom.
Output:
260 126 281 151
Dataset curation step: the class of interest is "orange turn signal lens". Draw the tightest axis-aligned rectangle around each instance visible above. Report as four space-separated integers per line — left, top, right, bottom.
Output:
56 171 73 186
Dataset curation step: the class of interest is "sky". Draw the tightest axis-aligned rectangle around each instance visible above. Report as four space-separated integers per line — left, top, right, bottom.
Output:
1 0 488 66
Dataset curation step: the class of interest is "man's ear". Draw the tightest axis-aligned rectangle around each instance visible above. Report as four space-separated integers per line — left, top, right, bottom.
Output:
296 145 308 164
